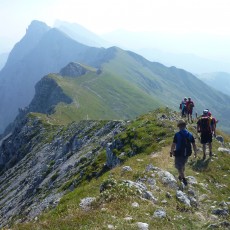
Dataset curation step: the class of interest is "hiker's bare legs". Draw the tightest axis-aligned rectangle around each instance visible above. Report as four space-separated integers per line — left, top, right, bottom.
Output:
208 143 212 156
187 112 193 123
187 114 190 123
202 144 206 160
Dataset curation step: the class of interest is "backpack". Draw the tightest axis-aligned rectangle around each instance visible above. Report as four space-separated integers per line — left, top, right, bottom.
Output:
199 116 211 133
174 132 192 157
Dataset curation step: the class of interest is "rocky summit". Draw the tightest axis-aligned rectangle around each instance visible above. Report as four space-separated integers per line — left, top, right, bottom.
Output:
60 62 89 78
0 108 229 229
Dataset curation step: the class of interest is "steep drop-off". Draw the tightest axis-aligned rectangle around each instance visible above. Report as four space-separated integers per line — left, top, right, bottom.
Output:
0 108 229 229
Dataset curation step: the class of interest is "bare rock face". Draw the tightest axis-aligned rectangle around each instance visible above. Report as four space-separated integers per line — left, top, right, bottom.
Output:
106 143 121 168
0 119 125 228
60 62 88 78
29 76 72 114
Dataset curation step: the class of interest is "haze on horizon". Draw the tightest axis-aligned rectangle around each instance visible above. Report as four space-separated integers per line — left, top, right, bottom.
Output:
0 0 230 63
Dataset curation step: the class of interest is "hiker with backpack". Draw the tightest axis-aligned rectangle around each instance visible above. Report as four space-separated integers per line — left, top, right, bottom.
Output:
170 120 197 186
197 109 213 160
186 97 194 123
179 97 187 117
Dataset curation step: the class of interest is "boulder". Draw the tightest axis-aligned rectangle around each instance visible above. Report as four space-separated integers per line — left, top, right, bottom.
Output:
108 224 115 229
146 177 156 189
79 197 96 211
124 180 157 202
122 166 132 172
145 164 161 172
208 221 230 229
124 216 133 221
216 135 224 143
189 196 198 207
158 171 178 189
124 180 147 194
154 209 166 218
132 202 140 208
176 190 191 207
143 191 158 203
137 222 149 230
186 176 197 185
218 147 230 154
212 209 229 216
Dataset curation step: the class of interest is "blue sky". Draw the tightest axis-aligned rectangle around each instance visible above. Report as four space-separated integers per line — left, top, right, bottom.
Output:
0 0 230 60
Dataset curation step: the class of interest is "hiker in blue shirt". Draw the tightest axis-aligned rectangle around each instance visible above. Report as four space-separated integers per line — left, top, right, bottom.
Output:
170 120 197 186
180 97 187 117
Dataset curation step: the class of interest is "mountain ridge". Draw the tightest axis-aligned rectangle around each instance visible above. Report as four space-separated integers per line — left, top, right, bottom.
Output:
1 20 230 134
0 108 229 229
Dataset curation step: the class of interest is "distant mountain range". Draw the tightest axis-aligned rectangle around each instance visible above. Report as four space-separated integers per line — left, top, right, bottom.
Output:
1 20 230 134
198 72 230 96
136 48 230 74
54 20 110 48
0 52 8 70
102 30 230 74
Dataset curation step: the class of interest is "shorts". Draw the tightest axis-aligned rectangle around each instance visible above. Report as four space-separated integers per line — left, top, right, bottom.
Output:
200 132 212 144
175 156 188 170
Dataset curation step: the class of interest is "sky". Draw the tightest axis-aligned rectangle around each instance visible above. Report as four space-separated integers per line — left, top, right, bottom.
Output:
0 0 230 60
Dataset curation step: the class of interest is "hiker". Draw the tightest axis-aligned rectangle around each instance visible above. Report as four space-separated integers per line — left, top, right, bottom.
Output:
180 97 187 117
170 120 197 186
197 109 213 160
186 97 194 123
208 111 218 137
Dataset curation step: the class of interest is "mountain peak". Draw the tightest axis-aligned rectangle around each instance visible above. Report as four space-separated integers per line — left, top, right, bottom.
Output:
26 20 50 34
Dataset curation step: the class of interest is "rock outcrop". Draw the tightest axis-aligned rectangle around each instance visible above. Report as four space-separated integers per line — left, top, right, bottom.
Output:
0 118 125 227
60 62 88 78
29 75 72 113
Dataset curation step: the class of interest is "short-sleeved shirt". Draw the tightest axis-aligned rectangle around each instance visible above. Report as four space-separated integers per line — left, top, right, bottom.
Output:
181 101 186 110
173 129 195 152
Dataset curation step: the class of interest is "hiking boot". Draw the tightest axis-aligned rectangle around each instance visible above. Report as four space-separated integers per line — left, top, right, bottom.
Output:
178 176 182 181
182 178 188 186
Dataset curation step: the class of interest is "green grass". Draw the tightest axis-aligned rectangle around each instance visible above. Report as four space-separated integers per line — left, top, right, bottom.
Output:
33 48 230 133
13 108 230 229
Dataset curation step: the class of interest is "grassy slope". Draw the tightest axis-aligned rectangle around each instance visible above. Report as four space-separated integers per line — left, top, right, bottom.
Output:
14 108 230 230
42 48 230 133
44 57 161 125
